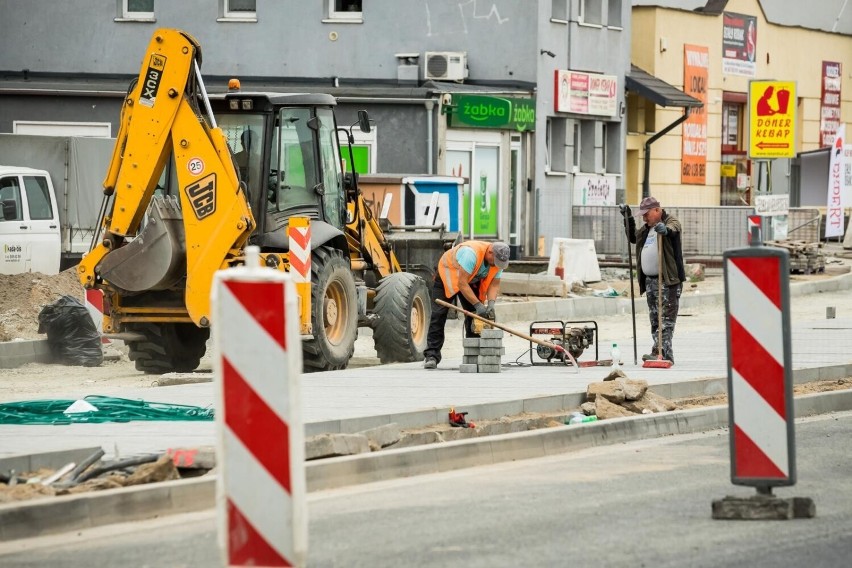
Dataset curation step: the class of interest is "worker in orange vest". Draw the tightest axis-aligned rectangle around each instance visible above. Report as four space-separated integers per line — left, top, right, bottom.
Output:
423 240 510 369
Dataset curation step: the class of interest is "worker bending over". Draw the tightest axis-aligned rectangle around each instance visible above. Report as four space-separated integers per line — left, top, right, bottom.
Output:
423 241 510 369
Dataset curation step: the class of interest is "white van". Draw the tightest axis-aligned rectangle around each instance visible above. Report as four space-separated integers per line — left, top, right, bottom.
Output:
0 166 61 274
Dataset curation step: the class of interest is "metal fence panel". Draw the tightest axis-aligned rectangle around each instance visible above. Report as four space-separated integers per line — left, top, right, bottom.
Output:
571 206 822 260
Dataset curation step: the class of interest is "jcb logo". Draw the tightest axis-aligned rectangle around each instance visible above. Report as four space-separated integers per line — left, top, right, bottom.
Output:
139 54 166 108
150 54 166 71
185 174 217 220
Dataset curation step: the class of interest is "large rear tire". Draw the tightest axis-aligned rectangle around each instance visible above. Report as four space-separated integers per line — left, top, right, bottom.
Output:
126 323 209 374
373 272 431 363
302 247 358 372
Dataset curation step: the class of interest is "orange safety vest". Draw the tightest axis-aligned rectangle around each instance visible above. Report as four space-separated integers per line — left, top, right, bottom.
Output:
437 241 500 302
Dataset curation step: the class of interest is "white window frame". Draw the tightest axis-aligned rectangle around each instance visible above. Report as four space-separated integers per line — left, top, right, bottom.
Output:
579 0 603 26
325 0 363 23
119 0 154 20
221 0 257 21
337 127 377 173
607 0 623 29
13 121 112 138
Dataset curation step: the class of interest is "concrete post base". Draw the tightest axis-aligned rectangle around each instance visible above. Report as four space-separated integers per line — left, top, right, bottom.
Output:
712 495 816 520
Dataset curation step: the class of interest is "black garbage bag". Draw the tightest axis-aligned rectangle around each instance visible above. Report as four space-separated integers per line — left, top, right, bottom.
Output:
37 295 103 367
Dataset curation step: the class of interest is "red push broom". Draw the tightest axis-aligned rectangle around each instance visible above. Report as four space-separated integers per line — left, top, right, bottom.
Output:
643 231 673 369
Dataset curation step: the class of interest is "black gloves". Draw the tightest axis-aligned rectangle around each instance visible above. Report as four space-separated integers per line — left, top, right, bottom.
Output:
473 302 488 317
654 222 668 235
619 204 632 218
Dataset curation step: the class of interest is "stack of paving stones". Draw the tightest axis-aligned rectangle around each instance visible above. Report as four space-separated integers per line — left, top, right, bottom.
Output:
460 328 505 373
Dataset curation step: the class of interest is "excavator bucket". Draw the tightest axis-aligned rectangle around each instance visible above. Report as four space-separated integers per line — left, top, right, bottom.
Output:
99 196 187 293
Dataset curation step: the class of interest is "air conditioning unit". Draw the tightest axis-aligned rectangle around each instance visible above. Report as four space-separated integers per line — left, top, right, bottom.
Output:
423 51 468 81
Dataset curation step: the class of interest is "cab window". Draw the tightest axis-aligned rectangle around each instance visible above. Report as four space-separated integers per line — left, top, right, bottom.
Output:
316 108 344 228
0 177 23 221
269 108 320 212
24 176 54 220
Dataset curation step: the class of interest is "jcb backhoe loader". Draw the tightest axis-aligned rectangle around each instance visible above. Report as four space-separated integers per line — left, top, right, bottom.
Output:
79 28 458 373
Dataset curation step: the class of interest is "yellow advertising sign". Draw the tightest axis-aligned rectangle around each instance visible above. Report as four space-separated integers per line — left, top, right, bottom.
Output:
749 81 796 158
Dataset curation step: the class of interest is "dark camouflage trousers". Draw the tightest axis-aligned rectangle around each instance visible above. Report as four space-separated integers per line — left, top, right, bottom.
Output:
645 277 682 362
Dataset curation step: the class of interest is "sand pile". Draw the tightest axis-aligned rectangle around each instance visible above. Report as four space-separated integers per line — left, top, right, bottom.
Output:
0 269 86 341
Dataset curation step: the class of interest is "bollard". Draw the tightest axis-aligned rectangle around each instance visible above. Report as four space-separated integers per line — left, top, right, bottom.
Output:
714 243 814 520
213 246 307 566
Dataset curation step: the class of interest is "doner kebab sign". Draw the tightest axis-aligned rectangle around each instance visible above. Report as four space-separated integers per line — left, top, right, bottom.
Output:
748 80 796 159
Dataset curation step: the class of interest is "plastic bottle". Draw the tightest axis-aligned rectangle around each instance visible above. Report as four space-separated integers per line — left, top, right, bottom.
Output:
611 342 621 369
567 413 598 425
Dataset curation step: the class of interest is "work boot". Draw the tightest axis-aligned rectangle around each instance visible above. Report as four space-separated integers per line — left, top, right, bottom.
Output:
423 357 438 369
641 352 658 361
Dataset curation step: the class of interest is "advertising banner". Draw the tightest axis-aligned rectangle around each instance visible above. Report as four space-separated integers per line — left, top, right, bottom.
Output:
748 80 796 159
825 124 847 238
819 61 843 148
682 45 709 184
554 70 618 117
572 174 616 206
722 12 757 77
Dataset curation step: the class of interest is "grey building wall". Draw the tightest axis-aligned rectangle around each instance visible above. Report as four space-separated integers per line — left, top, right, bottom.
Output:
534 0 631 254
0 1 537 83
0 0 633 255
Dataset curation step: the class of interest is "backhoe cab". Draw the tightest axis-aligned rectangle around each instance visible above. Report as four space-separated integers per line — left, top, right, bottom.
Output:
80 28 456 374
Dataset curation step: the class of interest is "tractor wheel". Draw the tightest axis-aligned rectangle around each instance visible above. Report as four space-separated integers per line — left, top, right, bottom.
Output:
302 247 358 372
126 323 209 374
373 272 431 363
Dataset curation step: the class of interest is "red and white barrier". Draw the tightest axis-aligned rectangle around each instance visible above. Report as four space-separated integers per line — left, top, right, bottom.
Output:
724 248 795 486
213 247 306 567
288 218 311 284
84 288 111 345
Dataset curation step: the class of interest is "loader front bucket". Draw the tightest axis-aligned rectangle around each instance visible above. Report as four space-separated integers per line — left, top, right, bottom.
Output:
99 196 187 293
384 226 460 288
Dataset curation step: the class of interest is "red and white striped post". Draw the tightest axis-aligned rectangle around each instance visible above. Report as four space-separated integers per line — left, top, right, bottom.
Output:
714 239 814 519
288 217 311 335
84 288 112 346
213 246 306 566
724 246 795 487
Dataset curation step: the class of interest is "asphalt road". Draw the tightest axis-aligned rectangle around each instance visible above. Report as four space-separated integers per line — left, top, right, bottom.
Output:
2 411 850 568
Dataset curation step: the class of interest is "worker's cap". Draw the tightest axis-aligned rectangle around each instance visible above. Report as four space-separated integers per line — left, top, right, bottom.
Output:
490 242 510 269
637 196 661 215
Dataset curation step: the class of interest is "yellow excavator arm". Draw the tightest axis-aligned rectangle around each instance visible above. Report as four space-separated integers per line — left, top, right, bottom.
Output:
78 29 254 325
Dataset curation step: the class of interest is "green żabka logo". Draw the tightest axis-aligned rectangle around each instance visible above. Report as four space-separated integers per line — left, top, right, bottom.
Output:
454 95 536 131
461 96 512 127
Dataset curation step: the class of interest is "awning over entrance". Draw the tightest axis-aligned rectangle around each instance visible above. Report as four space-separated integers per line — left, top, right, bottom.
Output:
626 65 702 108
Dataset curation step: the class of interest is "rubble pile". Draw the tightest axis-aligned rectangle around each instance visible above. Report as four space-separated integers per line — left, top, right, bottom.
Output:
0 448 214 504
0 269 84 342
582 369 677 419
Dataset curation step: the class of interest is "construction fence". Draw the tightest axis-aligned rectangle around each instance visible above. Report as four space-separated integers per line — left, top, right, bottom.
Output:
571 206 822 262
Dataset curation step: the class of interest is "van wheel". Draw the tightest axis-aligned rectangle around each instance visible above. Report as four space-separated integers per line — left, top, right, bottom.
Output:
127 323 209 374
373 272 431 363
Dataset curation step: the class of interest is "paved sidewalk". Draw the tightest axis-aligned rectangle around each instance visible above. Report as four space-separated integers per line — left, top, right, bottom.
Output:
1 271 851 460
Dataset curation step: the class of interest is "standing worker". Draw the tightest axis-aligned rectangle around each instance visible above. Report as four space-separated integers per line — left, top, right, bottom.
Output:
423 241 510 369
622 197 685 364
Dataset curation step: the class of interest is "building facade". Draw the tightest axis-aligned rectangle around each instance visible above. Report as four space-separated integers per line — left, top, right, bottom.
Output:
0 0 636 257
629 0 851 208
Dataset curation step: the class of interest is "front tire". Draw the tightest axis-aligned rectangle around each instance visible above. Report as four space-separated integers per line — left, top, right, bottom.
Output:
302 247 358 372
373 272 431 363
126 323 209 374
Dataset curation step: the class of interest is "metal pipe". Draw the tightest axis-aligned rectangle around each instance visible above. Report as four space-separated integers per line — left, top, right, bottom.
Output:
642 111 689 198
425 99 435 174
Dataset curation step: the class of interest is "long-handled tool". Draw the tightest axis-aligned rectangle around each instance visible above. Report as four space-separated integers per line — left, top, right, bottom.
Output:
621 205 638 366
435 299 580 372
643 233 673 369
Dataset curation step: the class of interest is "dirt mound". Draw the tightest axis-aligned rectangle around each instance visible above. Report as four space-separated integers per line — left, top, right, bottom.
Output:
0 269 85 342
